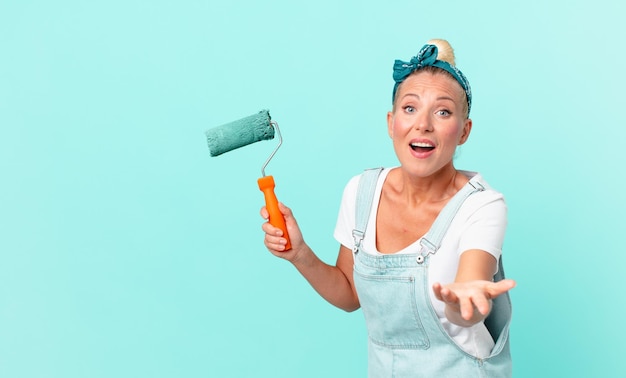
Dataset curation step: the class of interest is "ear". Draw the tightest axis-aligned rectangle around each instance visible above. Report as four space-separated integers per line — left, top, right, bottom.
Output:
458 118 472 145
387 111 394 138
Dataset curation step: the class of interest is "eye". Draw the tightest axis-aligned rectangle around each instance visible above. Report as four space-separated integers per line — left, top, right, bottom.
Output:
436 109 451 116
403 105 416 113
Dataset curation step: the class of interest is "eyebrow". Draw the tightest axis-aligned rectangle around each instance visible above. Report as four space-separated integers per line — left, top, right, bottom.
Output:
401 93 457 103
437 95 455 101
400 94 420 101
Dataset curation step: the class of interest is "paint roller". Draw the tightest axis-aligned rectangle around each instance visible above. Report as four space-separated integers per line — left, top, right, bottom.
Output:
205 110 291 250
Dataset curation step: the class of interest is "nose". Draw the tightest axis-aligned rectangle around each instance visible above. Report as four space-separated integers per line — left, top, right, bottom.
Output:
413 112 433 132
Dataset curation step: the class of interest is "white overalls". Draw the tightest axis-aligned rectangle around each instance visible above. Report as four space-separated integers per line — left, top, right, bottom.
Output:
351 168 512 377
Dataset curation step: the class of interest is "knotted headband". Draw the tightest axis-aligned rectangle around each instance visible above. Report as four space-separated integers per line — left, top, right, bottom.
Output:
392 44 472 115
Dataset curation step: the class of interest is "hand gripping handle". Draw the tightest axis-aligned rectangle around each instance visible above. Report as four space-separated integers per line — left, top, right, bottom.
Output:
258 175 291 251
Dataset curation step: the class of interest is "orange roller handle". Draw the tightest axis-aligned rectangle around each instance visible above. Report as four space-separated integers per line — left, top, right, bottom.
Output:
258 175 291 251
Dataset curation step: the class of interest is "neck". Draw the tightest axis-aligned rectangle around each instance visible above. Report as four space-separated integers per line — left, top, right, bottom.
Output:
394 165 463 205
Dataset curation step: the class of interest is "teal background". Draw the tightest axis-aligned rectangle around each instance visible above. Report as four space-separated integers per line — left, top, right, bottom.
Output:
1 0 624 377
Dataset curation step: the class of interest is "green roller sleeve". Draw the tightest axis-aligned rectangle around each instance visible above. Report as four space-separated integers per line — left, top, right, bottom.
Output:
205 110 275 157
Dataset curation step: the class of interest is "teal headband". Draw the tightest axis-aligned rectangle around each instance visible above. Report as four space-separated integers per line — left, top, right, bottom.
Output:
392 44 472 115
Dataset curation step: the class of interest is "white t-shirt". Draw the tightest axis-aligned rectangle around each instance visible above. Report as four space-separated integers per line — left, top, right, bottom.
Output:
333 168 507 358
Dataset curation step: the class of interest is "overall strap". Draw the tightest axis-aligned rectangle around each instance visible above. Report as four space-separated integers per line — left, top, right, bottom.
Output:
417 175 486 262
351 168 384 254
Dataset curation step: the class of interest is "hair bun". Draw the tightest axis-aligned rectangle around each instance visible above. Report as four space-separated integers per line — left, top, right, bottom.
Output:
427 38 456 66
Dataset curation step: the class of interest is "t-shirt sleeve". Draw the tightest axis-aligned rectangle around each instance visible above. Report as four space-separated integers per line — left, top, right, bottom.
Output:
458 190 508 261
333 174 361 250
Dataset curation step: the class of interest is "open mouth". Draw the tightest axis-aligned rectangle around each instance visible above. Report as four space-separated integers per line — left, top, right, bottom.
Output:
410 142 435 153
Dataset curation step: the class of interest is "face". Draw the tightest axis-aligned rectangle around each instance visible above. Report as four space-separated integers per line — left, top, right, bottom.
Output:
387 71 472 178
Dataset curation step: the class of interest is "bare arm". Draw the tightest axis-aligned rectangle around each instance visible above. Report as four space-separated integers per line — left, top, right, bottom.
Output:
432 249 515 327
261 203 360 312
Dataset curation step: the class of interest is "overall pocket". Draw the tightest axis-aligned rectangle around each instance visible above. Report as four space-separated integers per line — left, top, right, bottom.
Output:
354 267 430 349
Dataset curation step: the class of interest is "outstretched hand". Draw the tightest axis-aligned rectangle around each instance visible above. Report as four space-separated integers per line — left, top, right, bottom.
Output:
432 279 516 326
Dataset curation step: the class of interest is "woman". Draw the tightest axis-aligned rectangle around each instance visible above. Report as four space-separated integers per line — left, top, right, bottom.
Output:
261 39 515 377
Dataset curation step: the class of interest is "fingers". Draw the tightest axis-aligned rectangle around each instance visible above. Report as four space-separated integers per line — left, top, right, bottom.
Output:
499 279 517 291
260 206 269 220
433 281 494 321
277 201 293 217
440 287 459 304
471 294 491 316
432 283 459 305
260 202 296 254
432 282 444 301
262 221 288 252
459 296 474 320
466 279 515 318
434 279 516 324
486 279 516 299
260 201 293 219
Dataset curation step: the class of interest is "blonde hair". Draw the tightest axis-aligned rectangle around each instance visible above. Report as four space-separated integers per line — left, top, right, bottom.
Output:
426 38 455 65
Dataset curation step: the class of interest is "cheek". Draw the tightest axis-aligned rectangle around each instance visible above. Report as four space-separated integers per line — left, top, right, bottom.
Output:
444 123 466 144
390 115 411 135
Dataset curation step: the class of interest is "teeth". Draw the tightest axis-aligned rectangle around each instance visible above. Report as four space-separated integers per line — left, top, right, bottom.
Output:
411 142 434 148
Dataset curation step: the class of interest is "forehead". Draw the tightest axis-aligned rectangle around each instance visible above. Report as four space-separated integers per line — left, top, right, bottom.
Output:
397 71 465 100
